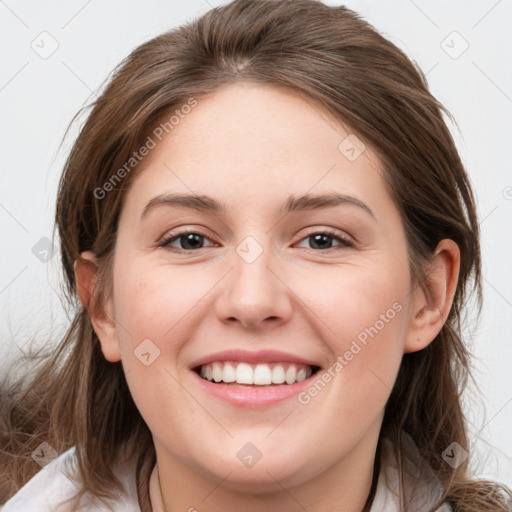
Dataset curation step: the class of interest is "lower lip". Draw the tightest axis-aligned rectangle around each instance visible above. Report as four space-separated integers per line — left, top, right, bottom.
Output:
192 370 317 408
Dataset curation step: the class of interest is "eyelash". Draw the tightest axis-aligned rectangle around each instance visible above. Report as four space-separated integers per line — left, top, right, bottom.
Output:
158 228 354 253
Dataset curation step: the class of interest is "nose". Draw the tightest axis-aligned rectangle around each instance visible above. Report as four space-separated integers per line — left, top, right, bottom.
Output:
214 242 293 330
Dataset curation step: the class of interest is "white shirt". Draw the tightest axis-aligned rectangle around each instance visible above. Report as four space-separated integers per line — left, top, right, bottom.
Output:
1 434 452 511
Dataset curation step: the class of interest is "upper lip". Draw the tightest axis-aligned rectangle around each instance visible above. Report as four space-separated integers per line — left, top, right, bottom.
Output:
190 349 322 370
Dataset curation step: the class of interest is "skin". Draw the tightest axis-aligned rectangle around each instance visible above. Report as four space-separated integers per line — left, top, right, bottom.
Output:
75 82 460 512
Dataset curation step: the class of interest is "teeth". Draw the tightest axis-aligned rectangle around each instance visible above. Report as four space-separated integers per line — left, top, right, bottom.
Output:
223 363 236 383
198 361 315 386
296 368 307 382
254 364 272 385
271 365 286 384
236 363 253 384
285 365 296 384
212 362 223 383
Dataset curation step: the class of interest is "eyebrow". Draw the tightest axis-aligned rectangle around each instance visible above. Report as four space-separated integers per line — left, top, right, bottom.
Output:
140 192 375 220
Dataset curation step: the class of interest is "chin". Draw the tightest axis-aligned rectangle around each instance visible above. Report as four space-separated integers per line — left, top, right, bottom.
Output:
194 447 318 493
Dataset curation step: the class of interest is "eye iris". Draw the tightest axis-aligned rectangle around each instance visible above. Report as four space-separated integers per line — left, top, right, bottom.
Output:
180 233 204 250
166 231 344 251
310 234 333 250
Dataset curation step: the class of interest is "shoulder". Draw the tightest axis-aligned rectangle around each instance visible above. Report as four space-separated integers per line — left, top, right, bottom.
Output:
1 446 81 512
1 446 141 511
370 433 453 512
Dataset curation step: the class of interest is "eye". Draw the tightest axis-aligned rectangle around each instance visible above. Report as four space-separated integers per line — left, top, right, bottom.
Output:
159 231 216 251
159 229 353 252
295 229 354 251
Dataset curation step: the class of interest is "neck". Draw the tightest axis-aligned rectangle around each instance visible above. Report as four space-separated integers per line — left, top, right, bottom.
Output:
152 421 382 512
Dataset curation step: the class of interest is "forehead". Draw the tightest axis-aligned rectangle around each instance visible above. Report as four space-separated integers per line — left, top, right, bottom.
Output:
124 82 391 220
142 82 357 168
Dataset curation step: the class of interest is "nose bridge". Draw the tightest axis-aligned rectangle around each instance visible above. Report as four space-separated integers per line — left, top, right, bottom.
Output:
216 233 291 328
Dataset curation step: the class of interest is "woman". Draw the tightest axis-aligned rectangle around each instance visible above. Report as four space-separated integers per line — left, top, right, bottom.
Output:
1 1 511 510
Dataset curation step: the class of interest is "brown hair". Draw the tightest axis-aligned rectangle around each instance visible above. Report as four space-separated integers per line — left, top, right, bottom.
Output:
1 1 511 510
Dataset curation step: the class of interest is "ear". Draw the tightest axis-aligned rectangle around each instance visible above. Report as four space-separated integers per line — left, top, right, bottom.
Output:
74 251 122 362
404 239 460 353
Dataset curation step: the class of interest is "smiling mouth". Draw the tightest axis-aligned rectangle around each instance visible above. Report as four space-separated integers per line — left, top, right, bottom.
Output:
193 361 321 386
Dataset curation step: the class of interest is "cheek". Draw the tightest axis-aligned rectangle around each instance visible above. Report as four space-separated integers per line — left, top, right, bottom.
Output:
110 263 206 433
308 263 407 355
339 287 405 358
112 262 206 351
302 264 408 408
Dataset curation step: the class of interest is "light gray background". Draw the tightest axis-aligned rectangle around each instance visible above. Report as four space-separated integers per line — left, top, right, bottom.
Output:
1 0 511 488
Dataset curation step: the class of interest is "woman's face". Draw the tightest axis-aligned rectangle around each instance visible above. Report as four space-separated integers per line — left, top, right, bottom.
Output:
98 82 427 491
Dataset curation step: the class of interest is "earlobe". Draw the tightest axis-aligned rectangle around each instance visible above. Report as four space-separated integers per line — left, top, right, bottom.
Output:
404 239 460 354
74 251 122 363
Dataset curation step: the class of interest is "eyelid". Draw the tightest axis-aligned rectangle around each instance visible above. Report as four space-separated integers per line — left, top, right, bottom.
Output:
298 227 355 248
158 226 355 252
157 229 218 249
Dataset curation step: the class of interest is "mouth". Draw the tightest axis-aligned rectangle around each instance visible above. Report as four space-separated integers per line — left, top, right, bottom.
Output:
193 361 321 386
189 349 324 407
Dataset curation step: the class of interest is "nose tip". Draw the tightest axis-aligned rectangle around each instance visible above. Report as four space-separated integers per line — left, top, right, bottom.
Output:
215 251 292 329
